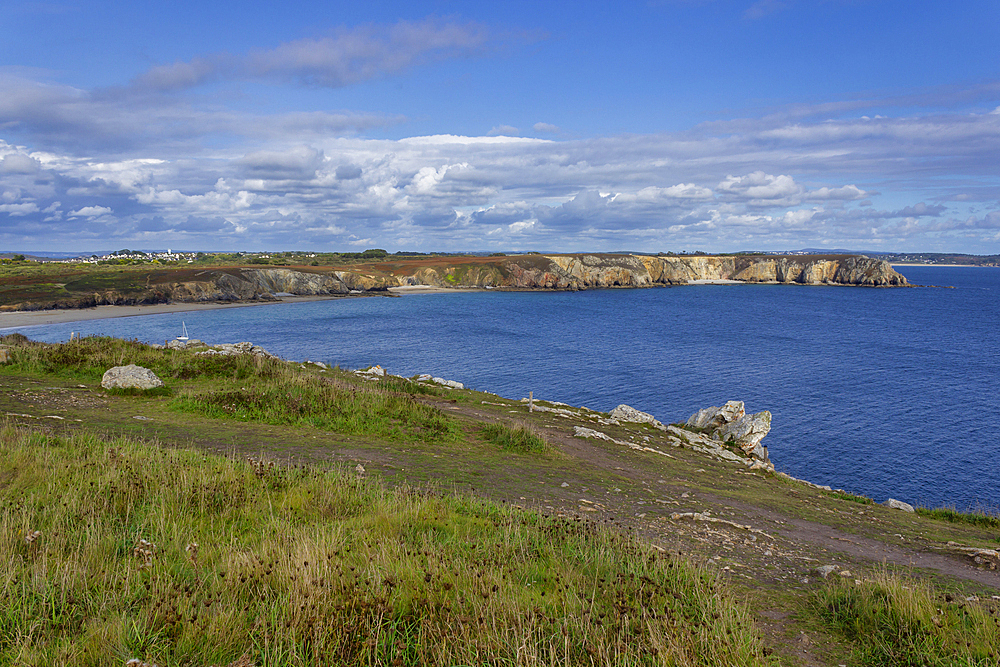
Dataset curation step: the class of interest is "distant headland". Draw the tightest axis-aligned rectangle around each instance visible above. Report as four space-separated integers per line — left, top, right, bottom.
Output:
0 252 907 317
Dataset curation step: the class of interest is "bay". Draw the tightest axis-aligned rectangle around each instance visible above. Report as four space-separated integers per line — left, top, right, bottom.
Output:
3 266 998 511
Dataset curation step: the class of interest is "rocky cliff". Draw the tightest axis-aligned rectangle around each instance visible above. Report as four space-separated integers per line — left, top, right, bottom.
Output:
3 253 905 312
162 267 394 303
159 254 905 304
399 253 907 289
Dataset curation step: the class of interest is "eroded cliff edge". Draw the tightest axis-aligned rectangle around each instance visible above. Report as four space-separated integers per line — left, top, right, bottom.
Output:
397 253 907 290
1 253 907 311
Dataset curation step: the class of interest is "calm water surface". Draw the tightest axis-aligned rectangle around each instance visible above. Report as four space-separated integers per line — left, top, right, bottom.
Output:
4 266 998 510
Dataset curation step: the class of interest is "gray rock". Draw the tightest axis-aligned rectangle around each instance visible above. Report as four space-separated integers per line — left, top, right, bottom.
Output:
166 338 204 350
686 400 745 429
101 364 164 391
610 404 664 428
197 341 277 358
885 498 915 513
717 411 772 455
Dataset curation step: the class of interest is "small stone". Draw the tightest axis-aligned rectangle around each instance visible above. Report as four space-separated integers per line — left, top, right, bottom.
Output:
839 570 853 577
560 482 570 488
814 565 839 579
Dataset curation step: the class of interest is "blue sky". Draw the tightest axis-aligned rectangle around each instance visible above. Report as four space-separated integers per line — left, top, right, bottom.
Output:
2 0 1000 254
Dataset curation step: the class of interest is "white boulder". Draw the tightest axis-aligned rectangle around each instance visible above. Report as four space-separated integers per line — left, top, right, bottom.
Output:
101 365 164 391
610 404 665 429
885 498 915 513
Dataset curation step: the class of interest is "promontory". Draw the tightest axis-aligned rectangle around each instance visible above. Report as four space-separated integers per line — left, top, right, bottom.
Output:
0 252 907 311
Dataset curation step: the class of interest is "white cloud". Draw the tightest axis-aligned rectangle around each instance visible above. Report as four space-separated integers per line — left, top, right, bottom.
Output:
718 172 802 200
0 153 41 174
0 202 39 216
4 73 1000 252
533 122 560 134
68 206 112 218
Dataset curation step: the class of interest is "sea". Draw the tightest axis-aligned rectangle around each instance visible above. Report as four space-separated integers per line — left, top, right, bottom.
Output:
2 265 997 512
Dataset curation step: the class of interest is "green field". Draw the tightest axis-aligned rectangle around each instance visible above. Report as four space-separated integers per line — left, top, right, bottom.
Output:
1 335 998 666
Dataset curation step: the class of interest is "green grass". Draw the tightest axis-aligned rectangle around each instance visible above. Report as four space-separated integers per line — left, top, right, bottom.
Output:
480 422 548 454
916 506 1000 531
0 335 459 443
809 569 1000 667
0 422 769 666
172 375 458 442
0 334 286 382
826 490 875 505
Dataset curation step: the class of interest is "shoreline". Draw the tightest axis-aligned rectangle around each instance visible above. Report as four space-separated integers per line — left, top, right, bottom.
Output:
892 263 996 268
0 287 468 329
0 271 924 330
0 294 361 329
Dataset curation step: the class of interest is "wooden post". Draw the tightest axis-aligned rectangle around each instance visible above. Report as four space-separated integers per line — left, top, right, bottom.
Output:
529 391 534 413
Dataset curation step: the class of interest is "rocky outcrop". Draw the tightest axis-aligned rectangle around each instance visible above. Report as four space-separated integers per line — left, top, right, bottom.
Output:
687 400 746 429
101 364 164 391
678 401 773 469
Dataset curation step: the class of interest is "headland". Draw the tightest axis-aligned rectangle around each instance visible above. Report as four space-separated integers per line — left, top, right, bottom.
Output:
0 252 908 316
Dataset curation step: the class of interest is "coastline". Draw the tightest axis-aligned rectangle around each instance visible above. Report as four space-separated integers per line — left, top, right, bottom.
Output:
0 294 356 329
0 287 470 329
0 276 902 329
891 263 995 268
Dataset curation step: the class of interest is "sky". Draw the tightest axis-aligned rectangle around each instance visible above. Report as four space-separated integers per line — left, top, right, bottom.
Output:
2 0 1000 254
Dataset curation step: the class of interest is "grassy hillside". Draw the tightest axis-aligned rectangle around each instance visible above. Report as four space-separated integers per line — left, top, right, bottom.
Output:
1 335 998 666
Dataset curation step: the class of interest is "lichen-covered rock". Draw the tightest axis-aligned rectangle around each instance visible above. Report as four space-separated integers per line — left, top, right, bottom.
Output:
195 341 277 358
686 401 745 429
101 364 164 391
718 411 772 457
610 404 664 429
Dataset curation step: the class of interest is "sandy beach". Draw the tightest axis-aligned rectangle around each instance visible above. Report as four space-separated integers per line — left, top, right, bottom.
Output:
0 287 469 330
0 295 360 329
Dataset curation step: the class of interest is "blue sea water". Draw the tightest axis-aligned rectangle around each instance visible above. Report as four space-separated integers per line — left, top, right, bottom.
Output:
3 266 998 511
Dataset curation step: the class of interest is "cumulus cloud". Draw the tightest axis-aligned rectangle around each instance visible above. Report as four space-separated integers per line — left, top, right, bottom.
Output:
4 75 1000 252
238 146 324 179
68 206 112 218
0 202 39 216
533 122 560 134
718 172 802 200
0 153 41 174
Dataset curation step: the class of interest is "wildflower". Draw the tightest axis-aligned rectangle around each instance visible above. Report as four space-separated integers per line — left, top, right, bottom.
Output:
133 539 157 568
